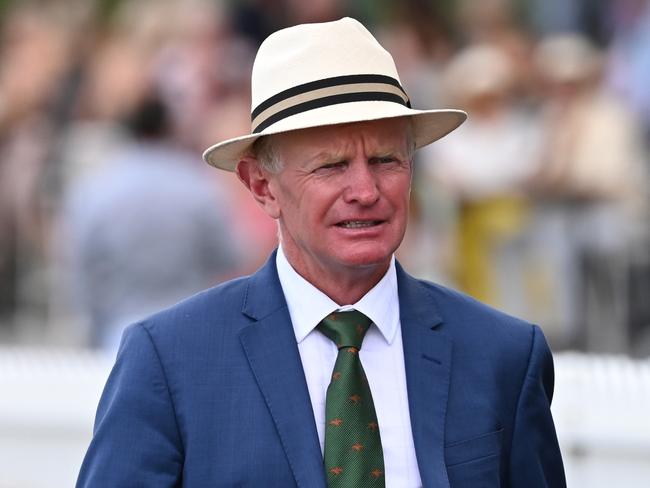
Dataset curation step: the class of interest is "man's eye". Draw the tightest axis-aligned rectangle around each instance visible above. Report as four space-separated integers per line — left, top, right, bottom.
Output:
316 161 346 171
372 156 396 164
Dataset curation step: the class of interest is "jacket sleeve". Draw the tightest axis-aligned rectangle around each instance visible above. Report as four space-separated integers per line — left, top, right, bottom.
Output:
508 325 567 488
77 323 184 487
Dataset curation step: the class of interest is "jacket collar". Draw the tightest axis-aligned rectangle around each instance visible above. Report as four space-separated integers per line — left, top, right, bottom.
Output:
397 262 452 488
239 250 326 488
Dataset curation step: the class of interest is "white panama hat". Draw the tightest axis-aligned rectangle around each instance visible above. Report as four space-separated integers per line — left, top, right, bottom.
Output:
203 17 467 171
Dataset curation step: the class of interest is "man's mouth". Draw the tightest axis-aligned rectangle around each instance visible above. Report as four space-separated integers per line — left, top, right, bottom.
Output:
336 220 383 229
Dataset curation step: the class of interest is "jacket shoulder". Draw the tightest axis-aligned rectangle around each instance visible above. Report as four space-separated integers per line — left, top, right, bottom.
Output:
423 279 532 326
410 276 538 355
132 274 252 343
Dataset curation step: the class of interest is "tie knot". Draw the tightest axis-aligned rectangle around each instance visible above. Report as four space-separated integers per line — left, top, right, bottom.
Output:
317 310 372 350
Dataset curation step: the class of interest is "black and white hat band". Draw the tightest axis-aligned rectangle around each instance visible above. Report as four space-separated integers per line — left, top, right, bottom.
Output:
251 74 411 133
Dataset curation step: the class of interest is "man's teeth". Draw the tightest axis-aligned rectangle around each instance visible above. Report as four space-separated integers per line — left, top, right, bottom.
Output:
338 220 379 228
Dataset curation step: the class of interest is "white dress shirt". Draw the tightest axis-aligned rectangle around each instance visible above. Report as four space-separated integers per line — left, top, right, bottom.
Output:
276 247 423 487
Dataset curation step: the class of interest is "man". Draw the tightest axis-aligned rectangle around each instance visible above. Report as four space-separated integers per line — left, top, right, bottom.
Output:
78 18 566 487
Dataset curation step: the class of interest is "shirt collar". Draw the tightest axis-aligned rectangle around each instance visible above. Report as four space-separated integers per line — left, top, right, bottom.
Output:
276 246 399 345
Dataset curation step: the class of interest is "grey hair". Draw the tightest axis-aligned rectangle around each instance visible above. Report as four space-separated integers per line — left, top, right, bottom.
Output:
252 118 416 173
252 135 284 173
405 121 416 161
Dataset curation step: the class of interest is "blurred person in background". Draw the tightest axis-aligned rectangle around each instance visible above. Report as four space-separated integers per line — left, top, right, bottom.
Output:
0 4 76 332
145 0 278 272
529 34 648 351
421 43 542 320
63 93 242 351
284 0 345 24
607 0 650 141
144 0 257 149
454 0 540 111
523 0 612 46
55 25 150 189
198 94 280 270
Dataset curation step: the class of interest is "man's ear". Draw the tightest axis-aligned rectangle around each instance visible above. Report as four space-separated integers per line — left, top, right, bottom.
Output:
236 156 281 219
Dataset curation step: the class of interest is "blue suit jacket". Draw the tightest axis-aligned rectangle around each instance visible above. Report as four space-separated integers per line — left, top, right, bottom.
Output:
78 252 566 487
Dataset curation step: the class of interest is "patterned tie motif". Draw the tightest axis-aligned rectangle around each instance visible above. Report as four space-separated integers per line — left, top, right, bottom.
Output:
317 310 385 487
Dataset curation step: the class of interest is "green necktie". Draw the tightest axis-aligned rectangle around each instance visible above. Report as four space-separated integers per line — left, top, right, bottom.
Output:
317 310 385 487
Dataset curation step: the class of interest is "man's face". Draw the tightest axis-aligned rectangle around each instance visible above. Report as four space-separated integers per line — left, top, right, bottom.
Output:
265 117 413 279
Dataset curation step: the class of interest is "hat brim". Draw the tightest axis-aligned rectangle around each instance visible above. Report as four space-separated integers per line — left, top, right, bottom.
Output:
203 101 467 171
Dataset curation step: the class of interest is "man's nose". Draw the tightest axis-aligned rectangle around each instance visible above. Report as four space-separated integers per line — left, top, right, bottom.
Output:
343 161 380 206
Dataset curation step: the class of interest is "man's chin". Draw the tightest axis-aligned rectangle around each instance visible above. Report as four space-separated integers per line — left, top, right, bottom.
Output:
334 250 393 271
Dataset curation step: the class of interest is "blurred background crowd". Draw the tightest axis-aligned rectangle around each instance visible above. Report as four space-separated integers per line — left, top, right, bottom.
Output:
2 1 650 486
1 0 650 356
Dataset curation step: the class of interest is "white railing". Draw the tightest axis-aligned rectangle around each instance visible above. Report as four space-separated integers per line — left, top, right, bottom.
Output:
552 353 650 488
0 346 113 488
0 347 649 487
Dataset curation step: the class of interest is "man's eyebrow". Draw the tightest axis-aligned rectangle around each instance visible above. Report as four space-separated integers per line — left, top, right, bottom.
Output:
373 146 409 157
307 149 348 164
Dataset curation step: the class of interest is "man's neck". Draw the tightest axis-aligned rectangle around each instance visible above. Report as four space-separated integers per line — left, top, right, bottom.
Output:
279 247 390 305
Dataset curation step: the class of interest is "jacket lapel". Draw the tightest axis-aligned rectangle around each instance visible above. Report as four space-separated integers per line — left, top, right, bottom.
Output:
397 262 452 488
238 252 326 488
